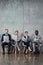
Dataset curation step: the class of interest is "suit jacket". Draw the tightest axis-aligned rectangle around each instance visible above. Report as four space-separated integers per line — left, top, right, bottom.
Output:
1 34 11 43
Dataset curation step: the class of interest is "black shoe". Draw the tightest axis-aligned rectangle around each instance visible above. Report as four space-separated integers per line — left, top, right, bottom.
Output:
34 52 36 54
8 52 10 54
34 51 40 54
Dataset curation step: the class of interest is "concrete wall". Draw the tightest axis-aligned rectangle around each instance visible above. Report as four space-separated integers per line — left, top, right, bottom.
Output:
0 0 43 52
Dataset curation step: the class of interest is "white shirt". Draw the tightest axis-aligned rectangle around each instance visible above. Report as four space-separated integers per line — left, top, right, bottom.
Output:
3 35 9 43
12 34 20 42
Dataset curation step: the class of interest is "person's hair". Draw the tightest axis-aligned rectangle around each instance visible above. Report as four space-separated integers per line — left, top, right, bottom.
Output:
25 31 28 33
5 29 8 31
15 30 19 33
35 30 39 33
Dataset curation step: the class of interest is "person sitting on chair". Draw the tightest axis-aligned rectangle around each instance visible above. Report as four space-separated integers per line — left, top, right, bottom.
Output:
31 30 42 54
1 29 12 54
11 30 21 54
22 31 32 54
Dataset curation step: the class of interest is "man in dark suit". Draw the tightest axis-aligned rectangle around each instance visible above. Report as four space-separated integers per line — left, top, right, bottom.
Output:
1 29 12 54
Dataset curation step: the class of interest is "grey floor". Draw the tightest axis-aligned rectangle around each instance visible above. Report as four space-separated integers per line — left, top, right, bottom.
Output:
0 53 43 65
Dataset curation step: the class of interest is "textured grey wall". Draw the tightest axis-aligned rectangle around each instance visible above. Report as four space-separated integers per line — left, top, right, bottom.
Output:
0 0 43 38
0 0 43 52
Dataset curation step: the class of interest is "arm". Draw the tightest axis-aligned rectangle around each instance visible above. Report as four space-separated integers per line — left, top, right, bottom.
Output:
39 35 42 44
8 34 11 42
1 34 3 42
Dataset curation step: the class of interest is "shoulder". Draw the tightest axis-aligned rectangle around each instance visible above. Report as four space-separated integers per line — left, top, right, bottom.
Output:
31 34 35 39
24 36 26 38
12 34 16 38
2 34 5 36
38 35 41 38
8 34 11 36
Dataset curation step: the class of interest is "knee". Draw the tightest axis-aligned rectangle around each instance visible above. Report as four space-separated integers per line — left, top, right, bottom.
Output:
8 42 12 47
